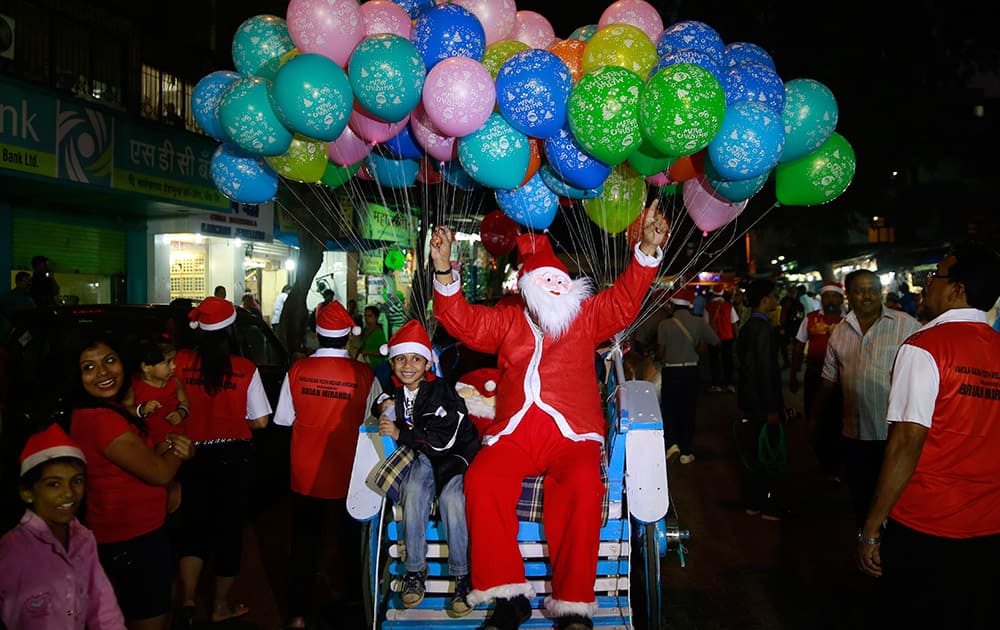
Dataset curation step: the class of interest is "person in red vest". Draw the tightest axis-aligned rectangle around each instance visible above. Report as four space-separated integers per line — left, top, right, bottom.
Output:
790 281 846 481
172 297 272 625
704 286 739 393
857 242 1000 628
272 301 382 629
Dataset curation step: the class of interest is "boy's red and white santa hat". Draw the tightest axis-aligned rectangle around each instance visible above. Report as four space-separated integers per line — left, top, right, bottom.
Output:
20 423 86 476
188 297 237 331
316 301 361 338
820 281 844 296
670 287 696 306
516 232 568 279
381 319 433 362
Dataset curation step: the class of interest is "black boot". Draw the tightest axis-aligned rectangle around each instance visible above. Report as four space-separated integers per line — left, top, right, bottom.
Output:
480 595 531 630
554 614 594 630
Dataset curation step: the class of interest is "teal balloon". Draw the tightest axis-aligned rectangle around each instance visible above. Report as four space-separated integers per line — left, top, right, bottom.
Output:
457 113 530 190
569 24 598 42
538 164 603 199
348 34 426 124
270 53 353 142
703 157 769 203
780 78 839 163
365 153 420 188
775 132 856 206
495 171 559 230
232 15 295 80
219 77 293 156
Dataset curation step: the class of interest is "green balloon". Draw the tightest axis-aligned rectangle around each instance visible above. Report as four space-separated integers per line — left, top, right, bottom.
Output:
482 40 530 80
775 132 856 206
639 64 726 158
627 138 676 176
582 163 645 234
321 160 362 188
384 249 406 271
265 136 328 182
568 66 644 165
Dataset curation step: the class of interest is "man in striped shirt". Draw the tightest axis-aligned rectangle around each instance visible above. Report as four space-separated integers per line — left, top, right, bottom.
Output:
809 269 920 527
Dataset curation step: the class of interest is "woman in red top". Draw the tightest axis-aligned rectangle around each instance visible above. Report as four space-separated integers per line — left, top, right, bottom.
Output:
68 336 195 630
171 298 271 625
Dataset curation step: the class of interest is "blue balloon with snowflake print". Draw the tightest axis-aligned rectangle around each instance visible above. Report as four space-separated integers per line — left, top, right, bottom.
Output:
495 171 559 230
210 144 279 204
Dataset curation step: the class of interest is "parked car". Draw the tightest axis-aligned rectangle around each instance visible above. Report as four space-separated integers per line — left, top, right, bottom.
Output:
0 302 292 531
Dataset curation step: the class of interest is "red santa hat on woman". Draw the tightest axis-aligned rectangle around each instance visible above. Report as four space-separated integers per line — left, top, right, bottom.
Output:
20 423 86 477
188 296 237 331
516 232 568 279
820 281 844 296
381 320 434 362
316 301 361 338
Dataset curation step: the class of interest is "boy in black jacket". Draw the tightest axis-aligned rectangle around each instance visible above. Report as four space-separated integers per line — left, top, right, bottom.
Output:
375 320 479 616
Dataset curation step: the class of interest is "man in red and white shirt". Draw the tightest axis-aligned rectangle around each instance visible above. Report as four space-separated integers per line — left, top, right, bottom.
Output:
857 242 1000 629
704 286 739 393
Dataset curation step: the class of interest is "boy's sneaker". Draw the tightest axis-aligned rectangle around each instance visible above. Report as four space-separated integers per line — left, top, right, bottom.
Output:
400 568 427 608
679 454 696 464
448 575 473 617
665 444 681 461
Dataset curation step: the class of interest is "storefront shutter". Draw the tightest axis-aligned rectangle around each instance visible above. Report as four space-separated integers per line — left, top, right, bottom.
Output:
12 216 126 275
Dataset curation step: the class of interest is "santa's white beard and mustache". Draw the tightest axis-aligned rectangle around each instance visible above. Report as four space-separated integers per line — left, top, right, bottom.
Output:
518 272 594 338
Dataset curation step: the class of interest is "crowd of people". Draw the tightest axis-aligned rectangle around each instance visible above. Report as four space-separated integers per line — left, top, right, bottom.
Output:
2 231 999 630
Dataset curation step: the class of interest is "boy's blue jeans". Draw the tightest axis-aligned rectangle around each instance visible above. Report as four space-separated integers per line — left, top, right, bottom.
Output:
401 452 469 576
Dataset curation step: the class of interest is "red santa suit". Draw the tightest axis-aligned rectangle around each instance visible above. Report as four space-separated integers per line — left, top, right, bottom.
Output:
434 236 662 617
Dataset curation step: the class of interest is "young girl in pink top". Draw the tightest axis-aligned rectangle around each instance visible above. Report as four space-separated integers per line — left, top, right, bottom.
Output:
0 423 125 629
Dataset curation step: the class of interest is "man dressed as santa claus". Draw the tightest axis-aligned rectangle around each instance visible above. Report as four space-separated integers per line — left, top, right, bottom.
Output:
429 201 667 630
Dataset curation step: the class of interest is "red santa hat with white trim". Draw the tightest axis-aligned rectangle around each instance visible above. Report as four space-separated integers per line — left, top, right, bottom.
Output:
188 297 237 331
670 287 696 307
455 367 498 434
316 301 361 338
381 320 434 362
820 281 844 296
20 423 86 477
516 232 568 279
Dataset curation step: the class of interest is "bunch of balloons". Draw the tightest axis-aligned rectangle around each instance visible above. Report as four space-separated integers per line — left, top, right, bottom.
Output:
193 0 856 245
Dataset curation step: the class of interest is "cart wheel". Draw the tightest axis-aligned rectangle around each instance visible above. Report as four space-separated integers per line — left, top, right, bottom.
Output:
641 522 663 630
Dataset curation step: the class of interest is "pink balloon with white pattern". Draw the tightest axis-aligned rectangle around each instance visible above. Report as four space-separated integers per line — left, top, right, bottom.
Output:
453 0 517 45
598 0 664 43
358 0 412 39
511 10 556 49
285 0 364 67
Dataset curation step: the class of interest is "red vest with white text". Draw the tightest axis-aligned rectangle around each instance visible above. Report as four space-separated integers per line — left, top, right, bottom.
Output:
804 310 842 372
705 298 736 341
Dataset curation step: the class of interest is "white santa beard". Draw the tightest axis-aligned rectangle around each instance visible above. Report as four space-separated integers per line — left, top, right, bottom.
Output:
519 273 593 339
458 387 496 420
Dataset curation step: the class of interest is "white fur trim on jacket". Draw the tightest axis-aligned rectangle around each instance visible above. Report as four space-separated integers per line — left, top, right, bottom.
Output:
544 596 599 618
465 582 535 607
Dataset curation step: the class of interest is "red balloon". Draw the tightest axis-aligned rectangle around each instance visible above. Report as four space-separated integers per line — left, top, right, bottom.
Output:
417 156 443 184
480 209 521 257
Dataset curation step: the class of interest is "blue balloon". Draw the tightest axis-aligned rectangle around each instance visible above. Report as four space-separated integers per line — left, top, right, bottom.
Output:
495 171 559 230
569 24 598 42
393 0 434 20
219 77 293 156
723 42 775 70
383 125 425 160
365 153 420 188
411 3 486 70
543 126 612 190
439 159 482 190
538 164 604 199
270 53 352 142
457 113 530 190
210 144 279 204
725 62 785 114
496 49 573 139
348 34 426 123
231 15 295 80
707 101 785 180
703 156 769 203
652 48 725 87
656 21 725 65
780 78 839 163
192 71 241 142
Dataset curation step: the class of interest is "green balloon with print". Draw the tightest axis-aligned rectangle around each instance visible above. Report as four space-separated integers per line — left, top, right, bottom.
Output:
582 162 646 234
775 132 856 206
568 66 644 165
639 63 726 157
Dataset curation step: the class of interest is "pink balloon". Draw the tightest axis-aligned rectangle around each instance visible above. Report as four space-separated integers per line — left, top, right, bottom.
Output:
349 105 411 144
422 57 496 137
645 171 673 187
328 124 372 166
598 0 665 43
286 0 365 67
409 103 458 162
359 0 412 39
682 175 748 235
511 11 556 49
453 0 517 45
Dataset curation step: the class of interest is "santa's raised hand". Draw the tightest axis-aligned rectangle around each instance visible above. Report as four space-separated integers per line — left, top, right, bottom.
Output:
639 198 668 256
430 226 455 284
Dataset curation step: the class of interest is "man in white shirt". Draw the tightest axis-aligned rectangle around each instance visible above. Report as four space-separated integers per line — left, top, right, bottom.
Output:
271 284 291 331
